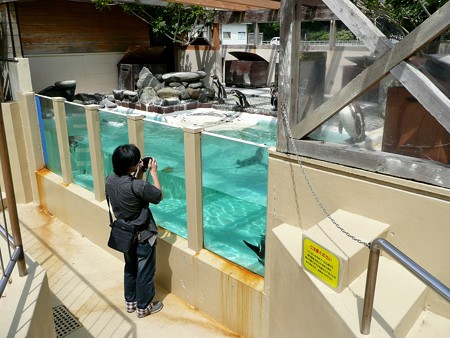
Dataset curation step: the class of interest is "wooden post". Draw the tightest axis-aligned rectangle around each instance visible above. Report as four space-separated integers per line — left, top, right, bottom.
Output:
85 105 105 201
127 114 145 154
18 92 44 204
277 0 302 153
184 126 203 252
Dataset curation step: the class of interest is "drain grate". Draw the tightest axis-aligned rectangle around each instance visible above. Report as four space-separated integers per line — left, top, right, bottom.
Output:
52 304 83 338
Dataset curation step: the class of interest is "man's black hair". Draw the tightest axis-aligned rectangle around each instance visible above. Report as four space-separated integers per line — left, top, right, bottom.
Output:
112 144 141 176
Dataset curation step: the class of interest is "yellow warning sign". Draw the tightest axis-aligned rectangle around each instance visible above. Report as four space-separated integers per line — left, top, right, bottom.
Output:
303 238 340 288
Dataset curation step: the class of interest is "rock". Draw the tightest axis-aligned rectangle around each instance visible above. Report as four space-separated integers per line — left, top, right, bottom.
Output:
38 80 77 101
138 87 159 106
186 87 201 100
136 71 163 91
188 81 204 89
161 71 206 83
201 87 215 100
198 92 210 103
157 87 180 99
101 98 117 109
112 89 125 101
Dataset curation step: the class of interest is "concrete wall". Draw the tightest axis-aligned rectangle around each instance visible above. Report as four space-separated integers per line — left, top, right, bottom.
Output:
27 52 123 94
221 24 249 45
264 150 450 337
25 46 371 98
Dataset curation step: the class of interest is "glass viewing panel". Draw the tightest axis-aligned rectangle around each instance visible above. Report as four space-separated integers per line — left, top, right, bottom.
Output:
201 133 268 276
302 29 450 170
37 95 62 175
65 102 92 191
100 110 129 179
143 120 187 239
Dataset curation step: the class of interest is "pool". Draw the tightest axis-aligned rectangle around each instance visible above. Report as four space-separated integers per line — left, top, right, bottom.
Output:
40 101 275 276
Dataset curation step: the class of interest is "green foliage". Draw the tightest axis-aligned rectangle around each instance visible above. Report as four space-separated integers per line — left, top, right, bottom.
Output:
307 29 355 41
91 0 216 46
356 0 447 38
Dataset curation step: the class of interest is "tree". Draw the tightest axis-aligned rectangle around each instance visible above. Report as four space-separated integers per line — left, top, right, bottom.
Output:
92 1 216 46
355 0 447 40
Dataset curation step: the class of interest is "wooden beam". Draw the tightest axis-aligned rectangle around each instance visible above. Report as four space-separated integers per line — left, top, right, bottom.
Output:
166 0 253 11
277 0 302 152
218 0 280 10
218 6 336 24
291 0 450 139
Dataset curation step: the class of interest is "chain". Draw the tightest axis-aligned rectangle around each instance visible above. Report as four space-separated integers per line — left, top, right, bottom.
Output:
280 102 370 248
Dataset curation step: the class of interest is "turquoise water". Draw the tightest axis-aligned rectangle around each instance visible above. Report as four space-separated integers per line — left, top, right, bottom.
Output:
38 101 274 276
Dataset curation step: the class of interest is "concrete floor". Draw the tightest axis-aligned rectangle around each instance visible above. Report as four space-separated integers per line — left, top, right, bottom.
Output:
8 203 242 338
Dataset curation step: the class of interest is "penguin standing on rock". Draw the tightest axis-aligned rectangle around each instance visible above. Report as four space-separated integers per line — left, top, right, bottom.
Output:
338 102 366 143
211 75 227 103
229 89 250 109
270 82 278 111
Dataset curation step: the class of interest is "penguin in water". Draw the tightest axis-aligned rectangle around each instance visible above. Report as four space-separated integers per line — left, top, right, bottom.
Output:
243 234 266 265
229 89 250 109
270 82 278 111
211 75 227 103
236 147 264 168
338 102 366 143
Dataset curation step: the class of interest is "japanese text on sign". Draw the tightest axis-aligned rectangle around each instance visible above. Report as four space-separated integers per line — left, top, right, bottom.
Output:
303 238 340 288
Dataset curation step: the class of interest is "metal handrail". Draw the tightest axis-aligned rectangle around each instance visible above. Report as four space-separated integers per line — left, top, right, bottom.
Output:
361 238 450 334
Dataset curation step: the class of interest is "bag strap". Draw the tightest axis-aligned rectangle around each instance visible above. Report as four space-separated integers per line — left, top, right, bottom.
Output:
106 193 114 224
105 177 141 225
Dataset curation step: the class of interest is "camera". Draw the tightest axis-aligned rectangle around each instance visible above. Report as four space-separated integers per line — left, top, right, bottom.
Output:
141 156 153 172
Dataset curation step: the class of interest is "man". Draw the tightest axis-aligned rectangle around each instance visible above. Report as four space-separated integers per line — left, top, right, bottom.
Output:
105 144 163 318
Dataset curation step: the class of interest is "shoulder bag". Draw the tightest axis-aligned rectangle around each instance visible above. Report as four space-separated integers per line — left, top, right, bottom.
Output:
106 189 137 253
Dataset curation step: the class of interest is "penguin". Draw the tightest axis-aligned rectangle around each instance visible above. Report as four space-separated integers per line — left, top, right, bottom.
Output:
338 102 366 143
211 75 227 103
236 147 264 168
243 234 266 265
270 82 278 111
229 89 250 108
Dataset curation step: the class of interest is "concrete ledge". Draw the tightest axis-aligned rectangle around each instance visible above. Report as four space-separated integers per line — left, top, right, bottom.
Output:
157 227 264 338
0 254 55 338
302 209 389 292
270 222 429 338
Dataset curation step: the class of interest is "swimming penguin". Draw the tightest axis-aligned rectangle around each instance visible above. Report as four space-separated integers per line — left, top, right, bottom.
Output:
270 82 278 111
211 75 227 103
236 147 264 168
229 89 250 108
243 234 266 265
338 102 366 143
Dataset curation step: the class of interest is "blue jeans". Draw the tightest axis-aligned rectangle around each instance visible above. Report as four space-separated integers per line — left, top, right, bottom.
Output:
123 240 156 309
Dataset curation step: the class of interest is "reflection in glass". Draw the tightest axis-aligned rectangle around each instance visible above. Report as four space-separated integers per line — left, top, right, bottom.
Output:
202 133 268 276
65 102 92 191
304 29 450 166
38 95 62 175
100 110 129 178
143 121 187 239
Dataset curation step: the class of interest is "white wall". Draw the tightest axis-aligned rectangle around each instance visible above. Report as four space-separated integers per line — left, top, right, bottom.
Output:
27 52 123 94
221 24 249 45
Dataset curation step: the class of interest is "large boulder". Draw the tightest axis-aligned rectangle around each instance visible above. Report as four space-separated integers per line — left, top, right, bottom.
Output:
161 71 206 83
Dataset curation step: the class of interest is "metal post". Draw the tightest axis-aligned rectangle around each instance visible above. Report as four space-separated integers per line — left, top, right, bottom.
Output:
361 238 450 334
361 244 381 334
0 104 26 276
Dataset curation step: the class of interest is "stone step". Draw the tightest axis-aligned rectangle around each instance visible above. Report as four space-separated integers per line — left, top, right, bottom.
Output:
406 310 450 338
302 209 389 292
271 222 431 337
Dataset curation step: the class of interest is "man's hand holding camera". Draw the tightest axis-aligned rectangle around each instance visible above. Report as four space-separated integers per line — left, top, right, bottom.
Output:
140 156 158 175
